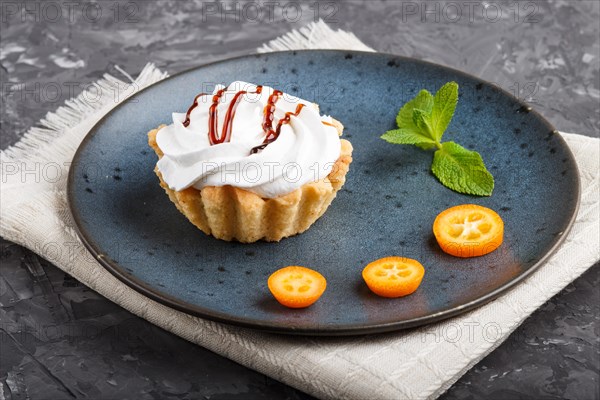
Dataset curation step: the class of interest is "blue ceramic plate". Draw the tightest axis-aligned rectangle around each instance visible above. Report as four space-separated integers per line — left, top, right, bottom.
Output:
68 50 579 335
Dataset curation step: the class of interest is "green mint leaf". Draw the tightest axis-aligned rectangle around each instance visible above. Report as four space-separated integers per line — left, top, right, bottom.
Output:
396 90 434 132
431 141 494 196
430 81 458 142
381 129 437 146
412 108 435 140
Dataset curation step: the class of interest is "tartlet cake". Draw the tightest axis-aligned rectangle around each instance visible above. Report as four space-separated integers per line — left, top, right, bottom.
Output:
148 82 352 243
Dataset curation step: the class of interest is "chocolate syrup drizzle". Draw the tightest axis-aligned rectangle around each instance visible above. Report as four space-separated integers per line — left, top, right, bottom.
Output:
182 92 207 127
183 85 311 154
251 103 304 154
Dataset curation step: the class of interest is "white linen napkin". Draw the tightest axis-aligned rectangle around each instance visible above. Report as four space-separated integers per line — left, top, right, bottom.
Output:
1 21 598 400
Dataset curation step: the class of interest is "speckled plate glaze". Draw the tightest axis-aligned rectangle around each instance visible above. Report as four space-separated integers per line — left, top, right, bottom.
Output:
68 50 580 335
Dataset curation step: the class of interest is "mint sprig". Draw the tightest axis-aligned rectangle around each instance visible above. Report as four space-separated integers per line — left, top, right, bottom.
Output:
381 82 494 196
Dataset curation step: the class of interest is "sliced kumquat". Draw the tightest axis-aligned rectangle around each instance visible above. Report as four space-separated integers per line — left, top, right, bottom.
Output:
433 204 504 258
362 257 425 298
268 266 326 308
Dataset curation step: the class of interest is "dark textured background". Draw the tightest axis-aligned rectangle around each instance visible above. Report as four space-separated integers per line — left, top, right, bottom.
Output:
1 0 598 399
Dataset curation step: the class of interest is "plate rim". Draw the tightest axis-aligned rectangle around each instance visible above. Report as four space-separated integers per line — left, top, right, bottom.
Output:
67 49 581 336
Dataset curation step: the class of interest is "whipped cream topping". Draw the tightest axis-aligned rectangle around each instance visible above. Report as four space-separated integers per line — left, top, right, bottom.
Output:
155 81 342 198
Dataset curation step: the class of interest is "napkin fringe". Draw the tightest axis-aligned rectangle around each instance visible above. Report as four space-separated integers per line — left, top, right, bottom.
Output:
258 19 374 53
